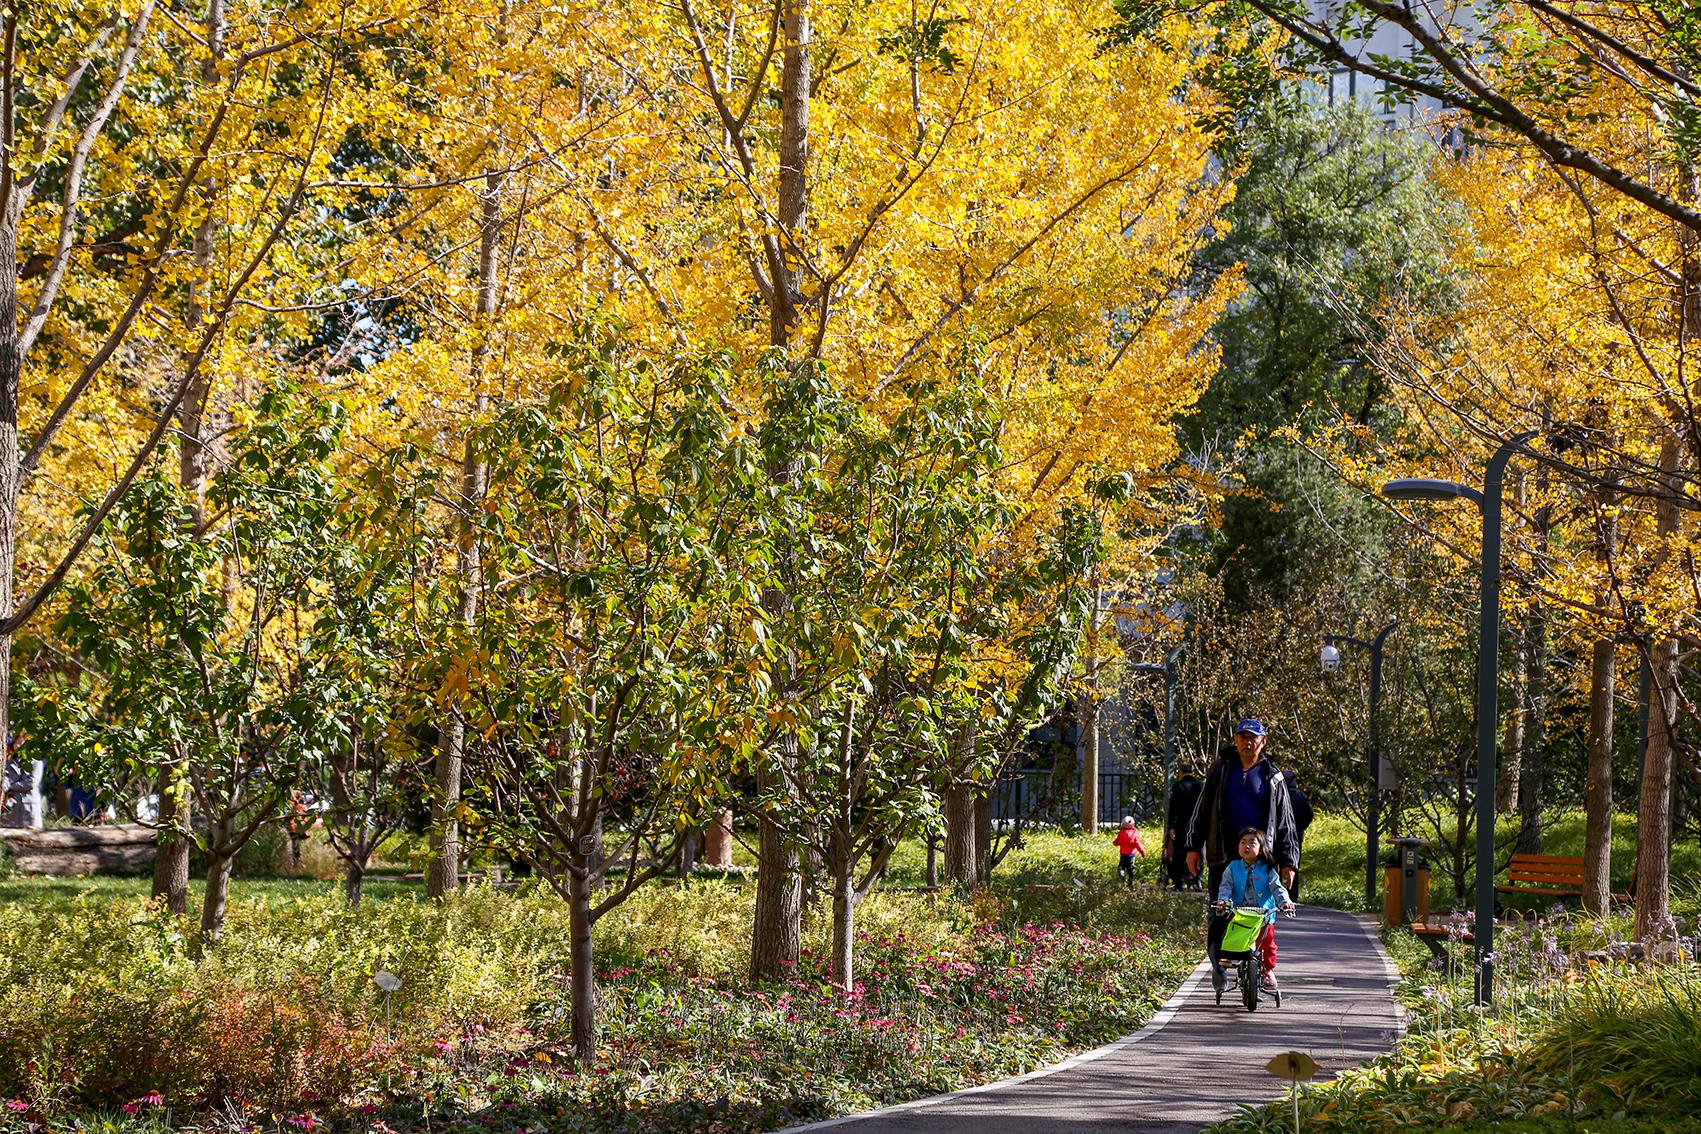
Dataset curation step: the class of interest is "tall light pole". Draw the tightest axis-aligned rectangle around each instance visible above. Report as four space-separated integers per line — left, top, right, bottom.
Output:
1133 645 1184 840
1320 617 1398 910
1382 430 1537 1007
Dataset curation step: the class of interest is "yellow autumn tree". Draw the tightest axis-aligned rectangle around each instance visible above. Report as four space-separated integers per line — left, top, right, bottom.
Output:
1357 80 1697 935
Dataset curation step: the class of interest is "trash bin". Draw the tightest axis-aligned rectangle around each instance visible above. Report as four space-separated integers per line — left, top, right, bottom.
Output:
1382 837 1430 928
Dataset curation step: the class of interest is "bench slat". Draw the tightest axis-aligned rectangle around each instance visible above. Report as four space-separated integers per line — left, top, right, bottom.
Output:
1495 884 1582 896
1507 854 1585 865
1505 871 1586 883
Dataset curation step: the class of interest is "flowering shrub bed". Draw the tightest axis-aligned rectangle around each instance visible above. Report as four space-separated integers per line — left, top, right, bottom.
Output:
1211 911 1701 1134
0 868 1196 1134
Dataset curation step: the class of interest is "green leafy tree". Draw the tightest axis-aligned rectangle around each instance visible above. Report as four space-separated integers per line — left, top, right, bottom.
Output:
51 390 352 941
1185 97 1457 610
463 342 778 1065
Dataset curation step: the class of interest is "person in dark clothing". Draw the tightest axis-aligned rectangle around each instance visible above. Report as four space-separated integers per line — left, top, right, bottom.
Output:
1284 774 1314 901
1183 718 1303 984
1163 763 1203 890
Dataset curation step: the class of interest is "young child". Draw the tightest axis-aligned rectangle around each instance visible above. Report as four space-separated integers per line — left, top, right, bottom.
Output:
1113 816 1147 888
1212 826 1296 991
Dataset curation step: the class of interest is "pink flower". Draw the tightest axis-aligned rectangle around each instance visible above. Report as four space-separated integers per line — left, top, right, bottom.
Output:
6 1101 30 1113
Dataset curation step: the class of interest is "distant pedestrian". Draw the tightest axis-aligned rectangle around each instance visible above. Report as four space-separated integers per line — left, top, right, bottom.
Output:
1285 773 1315 900
1113 816 1147 888
1163 763 1203 890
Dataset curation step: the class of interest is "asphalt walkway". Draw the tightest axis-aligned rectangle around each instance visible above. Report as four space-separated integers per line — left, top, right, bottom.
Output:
787 904 1401 1134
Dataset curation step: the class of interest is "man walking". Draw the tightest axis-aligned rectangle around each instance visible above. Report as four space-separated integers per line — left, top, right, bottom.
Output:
1183 719 1302 984
1163 763 1203 890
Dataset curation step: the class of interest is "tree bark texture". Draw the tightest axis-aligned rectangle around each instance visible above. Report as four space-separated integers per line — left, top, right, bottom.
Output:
1499 629 1524 812
1582 635 1615 915
943 782 976 886
943 712 978 887
200 851 234 944
1635 629 1678 940
0 196 19 870
568 865 598 1066
974 786 993 885
345 858 366 907
1514 607 1547 855
1079 675 1099 835
770 0 811 348
703 809 734 868
430 170 503 900
150 781 192 914
750 779 802 979
830 851 856 992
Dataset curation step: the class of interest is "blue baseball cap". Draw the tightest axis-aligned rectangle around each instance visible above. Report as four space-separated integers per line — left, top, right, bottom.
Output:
1235 718 1267 737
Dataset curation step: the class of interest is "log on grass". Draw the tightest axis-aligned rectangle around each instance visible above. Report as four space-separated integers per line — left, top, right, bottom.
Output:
0 825 158 875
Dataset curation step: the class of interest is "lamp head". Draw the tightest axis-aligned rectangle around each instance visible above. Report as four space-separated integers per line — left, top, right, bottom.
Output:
1319 644 1343 673
1381 477 1474 501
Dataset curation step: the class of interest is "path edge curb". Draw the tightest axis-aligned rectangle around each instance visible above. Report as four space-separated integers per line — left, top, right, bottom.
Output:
1350 911 1408 1042
780 954 1213 1132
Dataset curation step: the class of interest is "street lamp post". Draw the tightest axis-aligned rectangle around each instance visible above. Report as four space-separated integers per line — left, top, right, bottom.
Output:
1132 645 1184 845
1382 430 1537 1007
1320 618 1398 910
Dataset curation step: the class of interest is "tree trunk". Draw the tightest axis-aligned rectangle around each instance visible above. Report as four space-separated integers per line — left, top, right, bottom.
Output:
830 851 856 992
1515 607 1547 854
150 776 192 914
676 828 698 881
430 171 504 901
1635 630 1678 941
703 809 734 868
1079 677 1099 834
975 786 994 885
201 850 234 944
1635 184 1700 941
568 865 598 1066
1499 615 1524 812
748 0 813 980
345 856 367 907
428 711 466 898
925 834 939 888
1582 635 1615 915
943 783 976 886
750 790 802 979
0 207 18 766
770 0 812 348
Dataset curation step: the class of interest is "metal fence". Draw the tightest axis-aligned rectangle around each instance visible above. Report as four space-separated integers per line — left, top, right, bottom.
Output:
990 766 1163 826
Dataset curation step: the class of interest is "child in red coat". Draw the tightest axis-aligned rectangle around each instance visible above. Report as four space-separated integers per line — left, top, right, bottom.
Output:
1113 816 1147 888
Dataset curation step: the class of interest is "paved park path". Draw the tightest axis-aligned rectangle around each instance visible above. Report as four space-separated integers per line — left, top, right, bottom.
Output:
788 904 1402 1134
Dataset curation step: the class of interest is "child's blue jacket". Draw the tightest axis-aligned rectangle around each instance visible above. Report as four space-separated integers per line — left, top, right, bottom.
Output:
1216 859 1293 910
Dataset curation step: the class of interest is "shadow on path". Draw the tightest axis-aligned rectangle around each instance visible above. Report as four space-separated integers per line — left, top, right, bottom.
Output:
786 905 1400 1134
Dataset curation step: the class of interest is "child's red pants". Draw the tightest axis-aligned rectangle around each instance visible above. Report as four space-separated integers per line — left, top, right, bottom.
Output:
1258 924 1277 974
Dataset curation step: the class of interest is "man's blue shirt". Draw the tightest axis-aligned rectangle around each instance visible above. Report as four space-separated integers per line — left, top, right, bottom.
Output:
1223 758 1270 838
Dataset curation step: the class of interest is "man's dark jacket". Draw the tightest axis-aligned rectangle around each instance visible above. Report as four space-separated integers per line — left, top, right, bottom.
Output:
1182 753 1302 869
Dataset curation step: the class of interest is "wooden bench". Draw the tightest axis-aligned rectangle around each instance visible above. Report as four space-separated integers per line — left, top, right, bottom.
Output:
1496 853 1585 902
1405 854 1585 968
